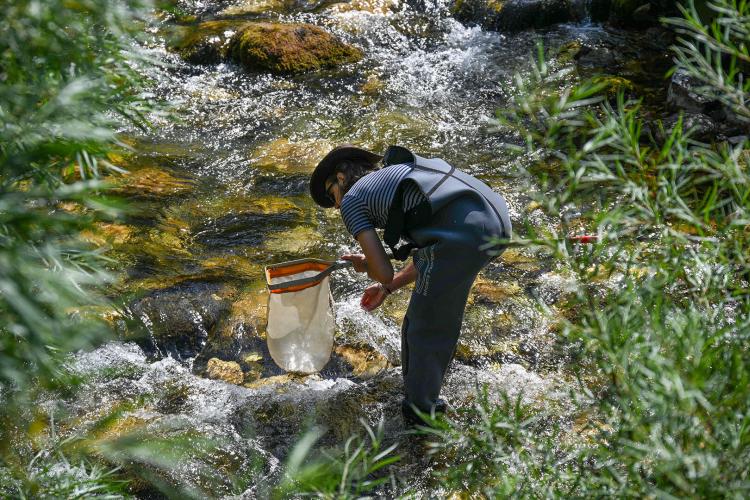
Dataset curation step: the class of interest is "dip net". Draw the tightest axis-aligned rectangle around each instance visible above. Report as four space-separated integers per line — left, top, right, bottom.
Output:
264 259 339 374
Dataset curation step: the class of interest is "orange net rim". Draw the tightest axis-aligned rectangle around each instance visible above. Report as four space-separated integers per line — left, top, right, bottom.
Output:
265 259 334 294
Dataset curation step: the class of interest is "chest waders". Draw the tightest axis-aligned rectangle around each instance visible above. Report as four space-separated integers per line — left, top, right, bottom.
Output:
381 146 512 424
383 146 511 424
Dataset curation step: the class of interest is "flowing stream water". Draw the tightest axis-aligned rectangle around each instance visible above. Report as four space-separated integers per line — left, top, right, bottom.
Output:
51 0 673 495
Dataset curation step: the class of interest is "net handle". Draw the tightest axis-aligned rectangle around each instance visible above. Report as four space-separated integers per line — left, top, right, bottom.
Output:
266 259 352 292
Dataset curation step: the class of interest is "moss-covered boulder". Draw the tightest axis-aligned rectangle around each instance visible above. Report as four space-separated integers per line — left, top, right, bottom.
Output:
228 23 363 74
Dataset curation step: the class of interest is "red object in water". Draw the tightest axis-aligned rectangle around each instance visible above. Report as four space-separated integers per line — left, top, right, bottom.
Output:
568 235 598 244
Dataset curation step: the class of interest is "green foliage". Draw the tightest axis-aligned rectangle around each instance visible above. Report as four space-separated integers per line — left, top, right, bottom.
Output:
666 0 750 123
422 390 581 497
6 443 131 499
0 0 152 401
273 419 400 499
0 0 170 496
437 0 750 496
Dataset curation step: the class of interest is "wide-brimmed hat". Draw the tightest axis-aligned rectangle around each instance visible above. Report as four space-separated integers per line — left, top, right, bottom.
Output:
309 144 382 207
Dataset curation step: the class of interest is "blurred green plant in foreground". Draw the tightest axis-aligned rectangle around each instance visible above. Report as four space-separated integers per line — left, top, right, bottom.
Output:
0 0 153 400
272 419 400 499
420 0 749 496
0 0 161 495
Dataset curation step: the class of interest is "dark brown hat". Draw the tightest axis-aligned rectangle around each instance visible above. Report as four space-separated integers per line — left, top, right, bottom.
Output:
309 144 382 207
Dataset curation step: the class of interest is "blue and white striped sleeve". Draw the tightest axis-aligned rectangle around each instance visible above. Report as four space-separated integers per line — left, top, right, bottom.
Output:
340 194 374 238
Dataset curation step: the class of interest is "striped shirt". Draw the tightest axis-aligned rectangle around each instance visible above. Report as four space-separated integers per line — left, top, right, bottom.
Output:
340 163 427 238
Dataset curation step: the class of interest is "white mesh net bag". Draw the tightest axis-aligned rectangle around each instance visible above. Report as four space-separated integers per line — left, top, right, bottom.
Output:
265 259 349 373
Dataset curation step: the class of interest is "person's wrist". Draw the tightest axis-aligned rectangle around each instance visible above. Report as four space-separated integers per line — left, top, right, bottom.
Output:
381 283 392 296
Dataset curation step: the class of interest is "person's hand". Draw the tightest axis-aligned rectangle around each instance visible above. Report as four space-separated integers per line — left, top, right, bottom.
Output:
361 283 388 311
341 253 367 273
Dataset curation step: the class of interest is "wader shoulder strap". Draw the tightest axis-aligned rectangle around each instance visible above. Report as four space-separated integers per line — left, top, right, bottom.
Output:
382 146 419 260
411 154 509 240
381 146 509 260
382 182 415 261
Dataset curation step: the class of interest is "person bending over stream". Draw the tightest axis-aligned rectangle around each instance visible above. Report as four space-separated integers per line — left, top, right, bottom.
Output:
310 145 512 426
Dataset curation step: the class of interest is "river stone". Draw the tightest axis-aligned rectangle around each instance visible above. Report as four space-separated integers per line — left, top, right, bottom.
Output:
452 0 586 32
228 23 363 74
220 0 339 15
206 358 245 385
249 137 334 175
113 167 194 200
128 281 231 360
667 69 716 115
168 21 244 65
661 112 720 143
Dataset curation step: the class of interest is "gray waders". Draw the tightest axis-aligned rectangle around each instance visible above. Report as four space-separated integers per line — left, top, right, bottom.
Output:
400 194 505 422
378 146 511 424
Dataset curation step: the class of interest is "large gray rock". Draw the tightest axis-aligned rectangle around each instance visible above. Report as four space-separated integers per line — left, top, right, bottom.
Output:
667 69 748 138
127 281 231 360
662 112 721 143
667 69 716 115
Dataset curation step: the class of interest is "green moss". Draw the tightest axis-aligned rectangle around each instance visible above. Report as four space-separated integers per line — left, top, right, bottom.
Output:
228 22 363 74
156 381 191 413
168 21 247 64
591 75 635 98
556 40 582 64
487 0 505 12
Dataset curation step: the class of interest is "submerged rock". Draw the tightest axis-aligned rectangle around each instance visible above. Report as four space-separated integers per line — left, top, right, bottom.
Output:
470 276 523 304
263 225 323 256
128 281 232 360
191 289 284 379
333 344 390 379
113 167 194 200
452 0 587 33
193 211 297 248
206 357 245 385
220 0 339 16
167 20 243 65
249 137 334 175
228 23 363 74
326 0 399 14
80 222 135 248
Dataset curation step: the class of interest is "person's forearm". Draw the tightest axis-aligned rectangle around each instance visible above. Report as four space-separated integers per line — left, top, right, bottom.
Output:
385 262 417 292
